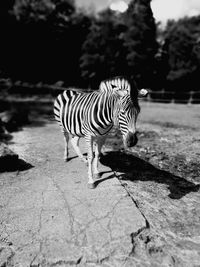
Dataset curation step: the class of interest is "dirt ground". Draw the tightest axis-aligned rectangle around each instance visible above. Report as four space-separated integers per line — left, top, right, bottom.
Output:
1 101 200 266
103 102 200 266
106 102 200 183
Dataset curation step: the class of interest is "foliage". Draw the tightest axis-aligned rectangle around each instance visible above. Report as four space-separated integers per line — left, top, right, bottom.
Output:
80 9 127 88
0 0 200 92
123 0 158 87
153 24 170 91
0 0 91 85
13 0 75 22
163 16 200 91
13 0 55 22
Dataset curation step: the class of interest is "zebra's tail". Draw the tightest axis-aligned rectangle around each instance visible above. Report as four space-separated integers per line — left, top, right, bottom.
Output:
53 96 62 125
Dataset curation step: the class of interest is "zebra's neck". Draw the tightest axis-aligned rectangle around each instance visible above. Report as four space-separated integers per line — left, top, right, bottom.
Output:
100 91 120 126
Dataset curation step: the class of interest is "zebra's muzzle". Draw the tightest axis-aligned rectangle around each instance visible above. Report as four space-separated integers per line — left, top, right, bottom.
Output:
125 132 138 148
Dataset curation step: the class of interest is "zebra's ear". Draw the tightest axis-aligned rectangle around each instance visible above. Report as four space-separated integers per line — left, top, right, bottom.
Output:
138 89 148 97
99 81 107 92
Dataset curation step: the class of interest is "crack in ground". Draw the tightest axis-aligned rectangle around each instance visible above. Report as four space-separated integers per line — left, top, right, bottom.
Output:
115 171 150 229
72 193 133 262
29 191 46 267
73 195 110 235
73 194 127 237
115 172 179 266
48 256 83 266
114 171 151 259
0 241 15 267
50 176 76 240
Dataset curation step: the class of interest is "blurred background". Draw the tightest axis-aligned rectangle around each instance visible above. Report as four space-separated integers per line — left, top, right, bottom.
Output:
1 2 200 264
0 0 200 103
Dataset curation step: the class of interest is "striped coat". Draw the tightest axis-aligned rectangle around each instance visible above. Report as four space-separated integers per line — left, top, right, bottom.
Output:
54 77 146 188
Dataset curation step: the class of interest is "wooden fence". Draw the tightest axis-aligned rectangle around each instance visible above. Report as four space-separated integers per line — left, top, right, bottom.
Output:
141 89 200 104
1 80 200 104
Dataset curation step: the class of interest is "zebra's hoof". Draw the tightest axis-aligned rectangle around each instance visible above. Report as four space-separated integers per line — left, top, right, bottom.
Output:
94 173 101 180
81 158 88 165
83 160 88 166
87 183 96 189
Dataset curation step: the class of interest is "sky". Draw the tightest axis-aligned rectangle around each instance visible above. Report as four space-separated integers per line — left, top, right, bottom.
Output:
76 0 200 24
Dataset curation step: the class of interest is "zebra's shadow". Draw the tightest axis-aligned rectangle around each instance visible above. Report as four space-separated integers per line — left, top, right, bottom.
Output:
67 153 87 162
100 151 200 199
94 171 115 187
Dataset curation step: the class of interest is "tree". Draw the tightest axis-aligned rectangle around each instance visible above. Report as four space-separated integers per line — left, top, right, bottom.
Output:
153 23 170 91
123 0 158 87
12 0 75 23
0 0 16 78
13 0 54 22
80 9 127 88
60 10 92 86
0 0 90 83
163 16 200 91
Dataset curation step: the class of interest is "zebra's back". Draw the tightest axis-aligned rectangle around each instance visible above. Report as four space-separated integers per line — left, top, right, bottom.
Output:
54 89 113 137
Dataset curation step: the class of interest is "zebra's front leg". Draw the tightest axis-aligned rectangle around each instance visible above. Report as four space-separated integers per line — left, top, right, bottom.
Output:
63 131 69 162
93 136 106 179
85 136 95 189
70 136 87 164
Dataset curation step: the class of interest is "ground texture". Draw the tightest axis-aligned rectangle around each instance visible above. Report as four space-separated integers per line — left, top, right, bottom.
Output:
0 102 200 266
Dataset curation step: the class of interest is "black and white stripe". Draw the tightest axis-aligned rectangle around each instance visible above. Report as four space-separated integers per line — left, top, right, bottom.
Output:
54 77 140 188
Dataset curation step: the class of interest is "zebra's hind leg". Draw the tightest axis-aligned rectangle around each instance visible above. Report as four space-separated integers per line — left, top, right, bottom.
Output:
63 131 69 162
70 136 87 164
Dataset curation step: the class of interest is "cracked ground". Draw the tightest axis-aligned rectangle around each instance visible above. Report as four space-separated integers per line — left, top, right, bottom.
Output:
0 102 200 266
0 118 146 266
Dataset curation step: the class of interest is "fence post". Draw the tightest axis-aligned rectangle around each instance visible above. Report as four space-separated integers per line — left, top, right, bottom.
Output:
188 91 194 105
147 91 151 102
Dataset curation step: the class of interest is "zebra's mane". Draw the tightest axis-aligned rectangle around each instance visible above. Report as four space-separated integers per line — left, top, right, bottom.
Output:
99 76 131 93
99 76 140 112
100 76 129 84
120 94 140 114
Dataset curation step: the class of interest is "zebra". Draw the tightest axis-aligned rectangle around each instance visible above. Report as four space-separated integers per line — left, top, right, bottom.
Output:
54 77 148 188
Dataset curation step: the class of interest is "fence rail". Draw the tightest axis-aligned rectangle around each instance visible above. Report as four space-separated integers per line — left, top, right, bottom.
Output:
141 89 200 104
1 80 200 104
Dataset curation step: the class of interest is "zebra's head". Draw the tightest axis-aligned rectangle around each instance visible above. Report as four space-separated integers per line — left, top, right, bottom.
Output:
99 76 148 148
116 94 140 148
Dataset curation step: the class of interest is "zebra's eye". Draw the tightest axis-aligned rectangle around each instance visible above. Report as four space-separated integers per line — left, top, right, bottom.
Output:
111 84 117 89
119 108 126 115
116 89 128 97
